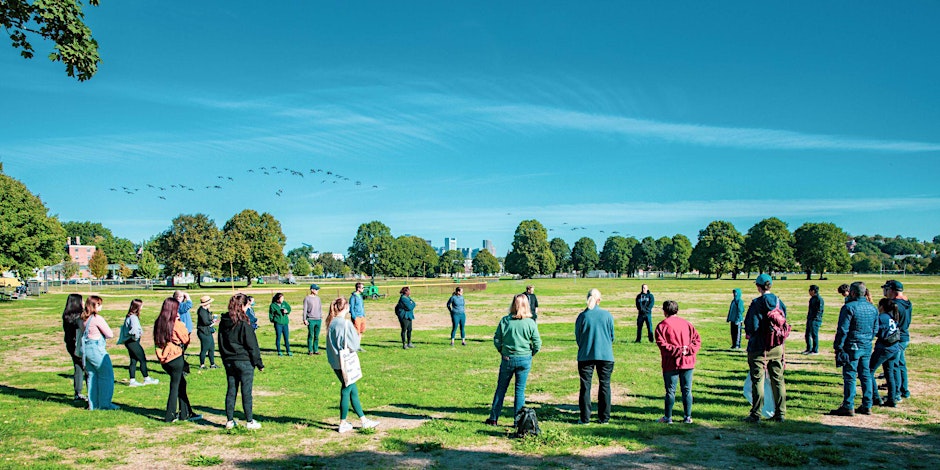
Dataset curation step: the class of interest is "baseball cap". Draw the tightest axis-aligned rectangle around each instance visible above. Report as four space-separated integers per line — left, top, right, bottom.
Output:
755 273 773 286
310 284 320 290
881 280 903 291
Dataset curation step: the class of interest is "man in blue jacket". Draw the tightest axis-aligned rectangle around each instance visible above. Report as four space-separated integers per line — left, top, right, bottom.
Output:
634 284 655 343
830 281 878 416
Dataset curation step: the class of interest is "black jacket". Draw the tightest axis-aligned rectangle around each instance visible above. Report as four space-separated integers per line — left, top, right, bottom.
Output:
217 314 263 369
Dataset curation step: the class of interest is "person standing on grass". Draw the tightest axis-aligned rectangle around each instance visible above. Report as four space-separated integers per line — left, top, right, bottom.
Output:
447 287 467 346
325 297 380 434
80 295 120 411
635 284 655 343
574 289 615 425
245 296 259 330
803 285 824 355
395 286 416 349
830 281 878 417
870 298 901 408
118 299 159 387
154 297 200 423
349 282 367 343
655 300 701 424
61 293 87 401
523 285 539 322
269 293 292 356
882 280 912 401
743 274 787 423
303 284 323 355
174 290 194 334
726 288 745 349
218 293 264 430
196 295 218 369
837 284 850 304
485 294 541 427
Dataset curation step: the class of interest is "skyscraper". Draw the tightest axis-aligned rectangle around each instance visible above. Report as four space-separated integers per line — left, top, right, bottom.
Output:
445 237 457 251
483 240 496 255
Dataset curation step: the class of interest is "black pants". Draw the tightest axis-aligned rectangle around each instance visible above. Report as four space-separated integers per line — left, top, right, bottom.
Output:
399 317 413 345
69 351 84 396
161 356 194 422
730 323 743 349
636 314 653 342
125 339 150 379
224 360 255 422
579 360 614 423
197 329 215 366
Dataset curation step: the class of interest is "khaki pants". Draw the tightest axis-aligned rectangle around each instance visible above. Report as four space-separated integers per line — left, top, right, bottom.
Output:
353 317 366 334
747 345 786 418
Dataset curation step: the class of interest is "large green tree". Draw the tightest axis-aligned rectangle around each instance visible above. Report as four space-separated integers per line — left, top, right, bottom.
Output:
630 236 661 273
690 220 744 279
548 237 571 277
599 236 633 276
152 214 222 285
222 210 288 285
347 221 394 275
0 167 65 275
1 0 101 80
286 245 315 268
88 248 107 279
571 237 599 277
472 249 500 275
504 219 556 278
654 236 673 271
315 252 347 277
743 217 796 274
384 236 438 277
794 222 851 279
438 249 465 276
136 250 160 279
661 234 693 277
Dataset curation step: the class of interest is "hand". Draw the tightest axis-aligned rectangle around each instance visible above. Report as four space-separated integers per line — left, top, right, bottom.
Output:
303 320 308 326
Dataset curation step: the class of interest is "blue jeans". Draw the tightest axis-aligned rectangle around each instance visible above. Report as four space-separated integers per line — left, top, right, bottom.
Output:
893 340 909 398
636 314 653 342
83 337 116 410
450 314 466 340
663 369 694 420
274 323 291 354
488 355 532 422
869 346 899 404
842 345 873 409
805 321 821 353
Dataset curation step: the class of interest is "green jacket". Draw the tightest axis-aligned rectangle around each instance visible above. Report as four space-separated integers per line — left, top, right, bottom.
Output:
269 301 291 325
493 315 541 357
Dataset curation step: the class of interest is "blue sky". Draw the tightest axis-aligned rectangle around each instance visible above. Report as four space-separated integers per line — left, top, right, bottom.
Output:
2 1 939 256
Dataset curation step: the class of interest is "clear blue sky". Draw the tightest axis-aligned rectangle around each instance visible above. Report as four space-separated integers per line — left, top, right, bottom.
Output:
2 1 939 255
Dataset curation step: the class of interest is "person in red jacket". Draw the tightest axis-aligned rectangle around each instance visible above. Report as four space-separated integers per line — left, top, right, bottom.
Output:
654 300 701 424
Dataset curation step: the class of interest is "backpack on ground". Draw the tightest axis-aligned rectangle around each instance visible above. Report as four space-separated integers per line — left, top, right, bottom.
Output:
513 407 541 438
763 300 790 350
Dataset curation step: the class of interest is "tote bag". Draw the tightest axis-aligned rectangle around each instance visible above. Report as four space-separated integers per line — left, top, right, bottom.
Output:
340 347 362 386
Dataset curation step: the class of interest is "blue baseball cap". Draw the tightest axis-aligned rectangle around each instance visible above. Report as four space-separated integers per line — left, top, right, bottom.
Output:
881 280 903 291
310 284 320 290
755 273 773 285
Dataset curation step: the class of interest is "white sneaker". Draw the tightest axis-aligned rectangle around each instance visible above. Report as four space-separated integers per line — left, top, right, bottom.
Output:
128 379 143 387
225 420 236 430
360 417 379 429
338 420 353 433
143 377 160 385
245 420 261 430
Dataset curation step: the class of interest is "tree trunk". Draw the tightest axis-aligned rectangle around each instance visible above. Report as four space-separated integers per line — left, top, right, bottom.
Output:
805 270 812 280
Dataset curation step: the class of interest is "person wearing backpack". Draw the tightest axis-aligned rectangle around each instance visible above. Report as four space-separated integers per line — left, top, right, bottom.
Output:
869 298 902 408
830 281 878 416
743 273 787 423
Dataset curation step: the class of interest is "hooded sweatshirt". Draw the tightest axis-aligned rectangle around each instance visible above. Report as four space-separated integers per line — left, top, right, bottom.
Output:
217 313 263 369
744 293 787 353
895 298 912 342
726 289 744 323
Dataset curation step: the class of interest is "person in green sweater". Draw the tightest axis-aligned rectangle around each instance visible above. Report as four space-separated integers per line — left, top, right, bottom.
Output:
395 286 416 349
485 294 541 426
268 293 292 356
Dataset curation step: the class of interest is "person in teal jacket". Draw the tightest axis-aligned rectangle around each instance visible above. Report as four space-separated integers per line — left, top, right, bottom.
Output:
395 287 416 349
575 289 615 424
447 287 467 346
485 294 541 426
268 293 292 356
726 288 745 349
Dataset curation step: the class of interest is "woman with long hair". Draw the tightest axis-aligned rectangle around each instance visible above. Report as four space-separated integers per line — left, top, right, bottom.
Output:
325 297 379 433
447 287 467 346
218 293 264 430
80 295 119 410
118 299 159 386
485 294 541 426
61 293 86 401
154 297 200 422
395 287 416 349
269 293 292 356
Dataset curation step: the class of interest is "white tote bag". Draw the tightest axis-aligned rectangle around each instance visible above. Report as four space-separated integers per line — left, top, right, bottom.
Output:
340 347 362 386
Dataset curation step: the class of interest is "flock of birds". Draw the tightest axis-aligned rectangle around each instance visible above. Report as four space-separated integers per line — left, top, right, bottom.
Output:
107 165 380 201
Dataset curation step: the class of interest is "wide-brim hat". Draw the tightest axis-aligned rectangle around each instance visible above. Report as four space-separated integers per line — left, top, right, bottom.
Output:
199 295 214 306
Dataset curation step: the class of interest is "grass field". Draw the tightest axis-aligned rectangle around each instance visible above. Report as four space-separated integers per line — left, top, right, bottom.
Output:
1 275 938 469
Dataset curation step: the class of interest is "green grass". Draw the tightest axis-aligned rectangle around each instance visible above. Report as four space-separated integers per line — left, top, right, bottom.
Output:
1 275 939 467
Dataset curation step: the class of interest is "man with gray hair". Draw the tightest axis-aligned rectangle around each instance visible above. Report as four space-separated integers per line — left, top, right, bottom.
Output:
574 289 615 424
830 281 878 416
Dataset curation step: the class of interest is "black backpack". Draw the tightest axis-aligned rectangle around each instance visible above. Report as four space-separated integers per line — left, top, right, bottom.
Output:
513 407 541 438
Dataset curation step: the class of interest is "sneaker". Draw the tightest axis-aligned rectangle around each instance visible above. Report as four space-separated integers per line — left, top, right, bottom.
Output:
598 419 609 425
576 420 591 425
128 379 143 387
103 404 121 411
186 414 203 422
313 351 321 355
770 414 785 422
209 364 219 369
338 420 353 433
828 406 854 417
143 377 160 385
278 352 283 356
902 392 911 399
360 417 379 429
461 340 466 346
225 420 236 430
245 420 261 430
402 344 408 350
683 416 693 424
406 343 415 349
743 414 761 423
483 419 498 426
450 339 455 347
74 393 88 401
199 365 207 370
287 352 294 357
811 352 820 355
308 352 314 355
656 416 672 424
800 350 810 355
855 406 872 415
883 400 897 408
